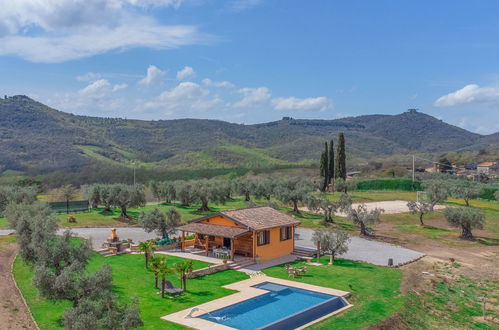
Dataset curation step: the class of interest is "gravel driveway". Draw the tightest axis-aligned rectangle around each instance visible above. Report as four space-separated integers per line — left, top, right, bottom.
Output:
1 226 424 266
295 227 424 266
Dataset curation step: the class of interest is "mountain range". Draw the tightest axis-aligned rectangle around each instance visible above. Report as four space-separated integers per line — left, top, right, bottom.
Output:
1 95 498 175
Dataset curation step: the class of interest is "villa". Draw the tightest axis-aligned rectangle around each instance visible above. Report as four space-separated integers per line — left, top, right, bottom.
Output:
177 207 300 262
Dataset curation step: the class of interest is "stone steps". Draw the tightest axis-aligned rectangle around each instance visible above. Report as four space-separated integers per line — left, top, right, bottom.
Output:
229 259 256 270
292 248 315 257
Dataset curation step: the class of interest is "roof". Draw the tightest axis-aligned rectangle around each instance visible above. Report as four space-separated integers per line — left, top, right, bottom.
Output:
177 222 248 238
477 162 497 167
215 206 300 231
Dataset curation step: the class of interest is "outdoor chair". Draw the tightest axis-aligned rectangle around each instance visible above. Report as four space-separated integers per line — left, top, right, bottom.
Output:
164 280 184 297
296 266 307 275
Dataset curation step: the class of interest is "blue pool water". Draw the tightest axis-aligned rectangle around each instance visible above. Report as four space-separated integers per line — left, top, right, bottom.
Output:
199 282 346 330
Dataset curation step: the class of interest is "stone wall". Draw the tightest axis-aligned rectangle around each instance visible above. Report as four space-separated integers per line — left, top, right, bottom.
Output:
185 264 229 279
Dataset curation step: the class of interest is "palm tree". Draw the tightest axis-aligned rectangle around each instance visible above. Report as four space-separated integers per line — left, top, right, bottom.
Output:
138 240 155 269
174 260 193 291
149 255 162 289
158 258 173 298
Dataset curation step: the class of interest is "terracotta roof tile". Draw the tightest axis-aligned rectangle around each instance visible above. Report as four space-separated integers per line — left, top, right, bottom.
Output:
177 222 248 238
220 207 300 230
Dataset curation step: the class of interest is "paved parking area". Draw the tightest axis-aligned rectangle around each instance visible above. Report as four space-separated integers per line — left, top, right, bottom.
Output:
295 227 424 266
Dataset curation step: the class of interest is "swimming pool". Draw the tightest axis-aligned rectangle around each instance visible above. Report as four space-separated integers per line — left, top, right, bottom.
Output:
199 282 347 330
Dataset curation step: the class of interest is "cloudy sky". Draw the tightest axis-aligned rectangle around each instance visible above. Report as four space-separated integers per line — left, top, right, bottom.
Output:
1 0 498 134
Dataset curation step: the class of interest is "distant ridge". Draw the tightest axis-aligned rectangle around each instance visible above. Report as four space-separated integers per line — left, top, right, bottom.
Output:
0 95 497 174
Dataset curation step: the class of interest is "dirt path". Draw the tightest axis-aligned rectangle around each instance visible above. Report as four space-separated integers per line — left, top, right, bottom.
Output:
0 239 37 329
299 200 445 216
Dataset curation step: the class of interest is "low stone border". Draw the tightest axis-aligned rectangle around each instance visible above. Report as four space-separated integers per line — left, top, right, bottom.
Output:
10 253 40 330
185 264 229 279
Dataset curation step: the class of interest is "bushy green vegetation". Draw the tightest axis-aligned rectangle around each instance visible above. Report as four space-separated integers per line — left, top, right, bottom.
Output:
356 178 421 191
14 253 249 329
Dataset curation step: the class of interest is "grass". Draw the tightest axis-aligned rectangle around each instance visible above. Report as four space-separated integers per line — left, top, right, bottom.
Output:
401 276 499 329
13 250 404 330
383 209 499 247
13 253 249 329
262 257 404 329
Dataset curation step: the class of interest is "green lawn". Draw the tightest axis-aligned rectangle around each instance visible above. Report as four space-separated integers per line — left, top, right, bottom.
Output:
383 209 499 247
263 257 404 329
14 251 405 330
326 190 418 202
13 253 249 329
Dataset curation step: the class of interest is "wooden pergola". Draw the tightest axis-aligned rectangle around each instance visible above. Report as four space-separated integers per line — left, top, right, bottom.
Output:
177 222 249 260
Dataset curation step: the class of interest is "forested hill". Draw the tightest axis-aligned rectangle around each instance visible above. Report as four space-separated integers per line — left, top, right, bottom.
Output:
1 95 497 174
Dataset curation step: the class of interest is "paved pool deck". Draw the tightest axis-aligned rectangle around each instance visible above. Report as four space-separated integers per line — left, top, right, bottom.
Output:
161 275 352 330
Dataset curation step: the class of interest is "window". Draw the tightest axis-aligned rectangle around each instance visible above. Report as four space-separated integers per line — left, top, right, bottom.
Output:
257 230 270 246
280 226 292 241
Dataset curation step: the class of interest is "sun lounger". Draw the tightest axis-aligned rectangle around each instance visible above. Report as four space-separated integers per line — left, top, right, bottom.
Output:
164 280 184 296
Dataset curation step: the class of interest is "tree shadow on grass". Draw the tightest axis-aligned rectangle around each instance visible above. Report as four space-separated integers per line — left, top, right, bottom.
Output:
475 236 499 246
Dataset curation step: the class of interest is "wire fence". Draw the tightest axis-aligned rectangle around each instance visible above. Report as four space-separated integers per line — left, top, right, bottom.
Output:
48 200 89 213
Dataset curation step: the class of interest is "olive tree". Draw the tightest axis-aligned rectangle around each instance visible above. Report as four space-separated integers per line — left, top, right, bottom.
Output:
81 184 101 209
175 181 196 206
407 200 433 226
312 228 350 265
236 177 255 201
160 181 177 203
63 294 142 330
5 201 57 263
306 193 352 224
0 185 37 216
139 208 181 239
346 204 384 236
449 180 483 207
35 259 109 305
422 180 449 210
253 177 276 201
274 177 312 214
56 184 78 213
109 184 146 218
444 207 485 240
192 179 227 212
334 178 357 194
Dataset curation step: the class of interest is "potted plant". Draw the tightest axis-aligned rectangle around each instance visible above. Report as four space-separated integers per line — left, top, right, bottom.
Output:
222 254 229 264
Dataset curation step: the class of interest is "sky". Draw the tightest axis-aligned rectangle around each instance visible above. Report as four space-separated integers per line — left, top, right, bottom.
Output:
0 0 498 134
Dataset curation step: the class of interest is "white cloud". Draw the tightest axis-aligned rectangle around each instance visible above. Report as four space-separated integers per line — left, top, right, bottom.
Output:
176 66 196 80
233 87 271 108
202 78 235 88
79 79 127 97
433 84 499 107
113 83 128 91
271 96 332 111
144 82 221 114
76 72 102 82
0 1 212 62
139 65 166 86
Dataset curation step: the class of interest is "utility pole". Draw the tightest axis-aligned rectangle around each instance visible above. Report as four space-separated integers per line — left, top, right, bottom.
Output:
412 155 415 182
133 161 136 186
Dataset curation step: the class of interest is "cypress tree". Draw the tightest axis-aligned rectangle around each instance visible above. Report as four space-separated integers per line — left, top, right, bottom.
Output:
335 132 346 180
328 139 334 184
319 142 329 191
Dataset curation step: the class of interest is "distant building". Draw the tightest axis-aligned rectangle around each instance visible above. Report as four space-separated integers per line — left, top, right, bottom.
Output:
477 162 498 176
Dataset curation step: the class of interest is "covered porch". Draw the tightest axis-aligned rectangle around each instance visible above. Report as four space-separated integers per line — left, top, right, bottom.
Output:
177 222 255 260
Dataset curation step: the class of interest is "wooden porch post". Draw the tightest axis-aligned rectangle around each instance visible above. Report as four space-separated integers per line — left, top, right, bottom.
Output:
181 231 185 251
205 236 209 256
252 231 257 261
230 238 235 261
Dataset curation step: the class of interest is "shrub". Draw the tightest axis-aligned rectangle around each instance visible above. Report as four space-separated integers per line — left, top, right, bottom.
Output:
356 178 421 191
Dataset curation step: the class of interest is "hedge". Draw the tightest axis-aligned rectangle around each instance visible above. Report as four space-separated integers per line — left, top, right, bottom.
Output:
356 179 421 191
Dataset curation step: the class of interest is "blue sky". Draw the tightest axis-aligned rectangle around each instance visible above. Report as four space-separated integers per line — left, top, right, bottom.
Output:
0 0 498 134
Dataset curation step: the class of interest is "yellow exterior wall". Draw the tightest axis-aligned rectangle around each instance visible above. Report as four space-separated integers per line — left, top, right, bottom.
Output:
255 226 294 262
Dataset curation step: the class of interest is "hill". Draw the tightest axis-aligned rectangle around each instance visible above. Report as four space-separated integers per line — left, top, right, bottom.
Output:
0 95 497 176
